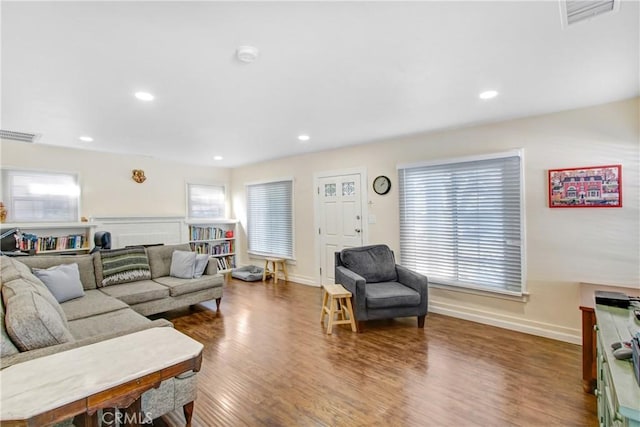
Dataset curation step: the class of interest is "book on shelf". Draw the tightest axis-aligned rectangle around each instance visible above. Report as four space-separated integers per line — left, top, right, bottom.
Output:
216 256 235 271
16 232 85 253
189 241 234 255
16 233 37 252
189 225 233 241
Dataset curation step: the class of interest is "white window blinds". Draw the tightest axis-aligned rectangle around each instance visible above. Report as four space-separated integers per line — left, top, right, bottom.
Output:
187 184 225 219
1 169 80 222
398 151 524 295
246 179 294 259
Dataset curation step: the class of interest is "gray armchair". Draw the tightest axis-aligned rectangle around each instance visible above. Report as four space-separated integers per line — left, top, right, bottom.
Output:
335 244 428 331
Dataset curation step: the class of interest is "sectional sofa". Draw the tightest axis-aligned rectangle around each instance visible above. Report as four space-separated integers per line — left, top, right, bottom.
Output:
0 243 224 425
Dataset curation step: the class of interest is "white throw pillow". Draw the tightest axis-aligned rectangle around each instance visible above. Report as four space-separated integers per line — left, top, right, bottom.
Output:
32 263 85 303
193 254 210 278
170 251 196 279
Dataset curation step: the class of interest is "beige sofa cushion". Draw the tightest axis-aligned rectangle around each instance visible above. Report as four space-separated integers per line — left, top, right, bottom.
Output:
2 278 69 329
1 299 19 357
1 257 40 285
93 252 104 286
153 275 223 297
67 308 150 340
1 256 33 283
61 289 128 321
17 255 98 290
5 292 74 351
99 280 170 305
146 244 191 279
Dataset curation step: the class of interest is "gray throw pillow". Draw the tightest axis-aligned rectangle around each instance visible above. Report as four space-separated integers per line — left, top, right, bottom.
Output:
32 263 85 303
5 292 75 351
193 254 210 278
170 251 196 279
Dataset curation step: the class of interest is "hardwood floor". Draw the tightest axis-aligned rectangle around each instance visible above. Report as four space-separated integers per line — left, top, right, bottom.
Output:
157 278 597 427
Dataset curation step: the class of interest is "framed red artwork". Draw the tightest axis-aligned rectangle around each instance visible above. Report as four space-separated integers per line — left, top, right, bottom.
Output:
548 165 622 208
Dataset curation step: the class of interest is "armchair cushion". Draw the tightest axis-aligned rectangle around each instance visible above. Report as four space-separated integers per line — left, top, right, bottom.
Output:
340 245 397 283
366 282 420 309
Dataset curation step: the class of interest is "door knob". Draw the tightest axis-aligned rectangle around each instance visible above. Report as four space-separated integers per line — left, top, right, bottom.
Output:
355 228 361 233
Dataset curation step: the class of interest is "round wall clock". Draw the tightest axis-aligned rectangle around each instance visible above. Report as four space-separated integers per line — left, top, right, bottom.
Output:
373 175 391 195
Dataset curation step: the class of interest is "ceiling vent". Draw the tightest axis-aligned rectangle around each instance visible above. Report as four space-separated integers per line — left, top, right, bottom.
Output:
0 129 42 143
560 0 620 27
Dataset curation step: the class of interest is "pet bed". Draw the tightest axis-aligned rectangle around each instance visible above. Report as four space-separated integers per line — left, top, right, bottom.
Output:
232 265 264 282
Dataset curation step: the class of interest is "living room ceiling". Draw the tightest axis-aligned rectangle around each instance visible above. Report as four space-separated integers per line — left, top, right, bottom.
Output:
1 1 638 168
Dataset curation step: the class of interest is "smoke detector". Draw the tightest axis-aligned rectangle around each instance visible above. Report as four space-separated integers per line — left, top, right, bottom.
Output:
236 46 259 63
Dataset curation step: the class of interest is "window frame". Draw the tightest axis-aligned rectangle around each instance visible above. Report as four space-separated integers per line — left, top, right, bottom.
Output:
245 177 295 260
185 183 227 220
397 149 527 297
1 167 81 223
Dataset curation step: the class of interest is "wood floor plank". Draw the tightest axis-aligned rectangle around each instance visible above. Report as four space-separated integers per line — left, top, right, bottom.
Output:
155 278 597 427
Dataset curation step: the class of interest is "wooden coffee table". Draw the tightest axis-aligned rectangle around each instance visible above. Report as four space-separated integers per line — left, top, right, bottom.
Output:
0 327 203 427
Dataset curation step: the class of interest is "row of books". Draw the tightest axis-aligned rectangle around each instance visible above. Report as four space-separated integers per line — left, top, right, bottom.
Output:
216 256 235 271
189 226 233 241
190 241 234 255
17 233 85 253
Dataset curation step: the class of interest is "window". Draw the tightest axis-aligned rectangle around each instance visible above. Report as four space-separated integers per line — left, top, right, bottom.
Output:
187 184 226 219
398 150 524 295
246 179 293 259
1 169 80 222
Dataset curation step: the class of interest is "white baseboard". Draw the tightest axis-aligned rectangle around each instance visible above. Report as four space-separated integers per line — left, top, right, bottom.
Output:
285 274 320 287
429 300 581 344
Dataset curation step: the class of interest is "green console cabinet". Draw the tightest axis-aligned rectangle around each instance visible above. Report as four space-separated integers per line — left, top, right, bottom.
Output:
595 304 640 427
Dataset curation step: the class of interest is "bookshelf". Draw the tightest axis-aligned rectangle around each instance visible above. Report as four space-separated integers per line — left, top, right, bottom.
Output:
186 219 238 275
0 222 99 255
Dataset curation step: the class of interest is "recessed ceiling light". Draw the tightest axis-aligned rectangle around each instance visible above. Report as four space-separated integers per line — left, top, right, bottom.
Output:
79 136 93 142
479 90 499 100
298 134 310 142
213 155 224 161
134 92 155 101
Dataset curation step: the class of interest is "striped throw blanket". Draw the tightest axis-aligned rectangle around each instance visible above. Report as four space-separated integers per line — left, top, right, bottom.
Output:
100 247 151 286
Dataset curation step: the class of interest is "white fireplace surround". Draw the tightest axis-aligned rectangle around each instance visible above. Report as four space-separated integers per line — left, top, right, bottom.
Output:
90 216 187 249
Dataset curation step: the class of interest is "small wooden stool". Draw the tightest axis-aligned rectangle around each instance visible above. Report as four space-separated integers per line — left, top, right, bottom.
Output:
262 257 288 284
320 284 357 335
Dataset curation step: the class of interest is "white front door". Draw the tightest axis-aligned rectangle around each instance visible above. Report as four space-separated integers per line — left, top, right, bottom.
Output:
317 173 364 285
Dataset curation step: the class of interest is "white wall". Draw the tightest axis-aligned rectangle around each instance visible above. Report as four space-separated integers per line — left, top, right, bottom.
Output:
0 142 231 218
2 98 637 343
231 97 640 343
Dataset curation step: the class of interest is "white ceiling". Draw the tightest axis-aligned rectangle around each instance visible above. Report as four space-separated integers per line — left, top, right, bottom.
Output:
2 1 638 168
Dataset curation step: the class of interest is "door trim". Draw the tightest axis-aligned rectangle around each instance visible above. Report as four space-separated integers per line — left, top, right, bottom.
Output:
313 167 368 286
